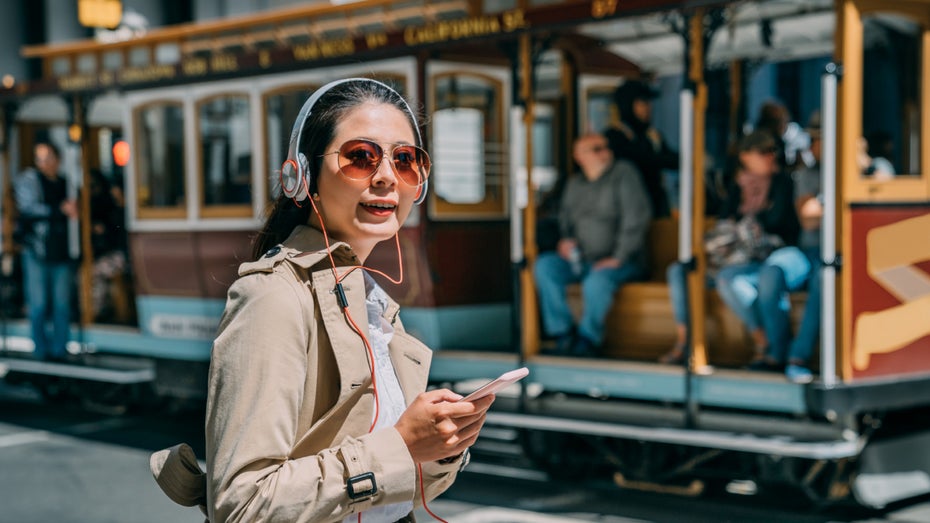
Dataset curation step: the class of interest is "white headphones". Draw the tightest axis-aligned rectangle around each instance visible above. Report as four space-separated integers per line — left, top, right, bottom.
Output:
279 77 428 205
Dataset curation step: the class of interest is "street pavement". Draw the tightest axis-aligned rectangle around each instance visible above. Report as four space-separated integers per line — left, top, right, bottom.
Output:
1 380 930 523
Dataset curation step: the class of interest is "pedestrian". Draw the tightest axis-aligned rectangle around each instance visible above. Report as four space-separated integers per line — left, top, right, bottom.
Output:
13 141 78 362
151 78 491 523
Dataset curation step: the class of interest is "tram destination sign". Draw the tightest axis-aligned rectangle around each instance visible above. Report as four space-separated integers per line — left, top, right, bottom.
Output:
38 0 691 94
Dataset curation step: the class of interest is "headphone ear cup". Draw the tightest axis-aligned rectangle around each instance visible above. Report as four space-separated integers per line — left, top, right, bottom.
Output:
297 152 311 201
280 159 301 199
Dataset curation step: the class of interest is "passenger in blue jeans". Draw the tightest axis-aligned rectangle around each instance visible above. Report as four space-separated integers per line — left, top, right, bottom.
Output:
755 112 825 383
534 133 652 357
13 142 78 362
661 131 799 365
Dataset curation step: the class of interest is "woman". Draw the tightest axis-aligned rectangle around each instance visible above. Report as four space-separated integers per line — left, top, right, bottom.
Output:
152 79 493 522
661 130 799 366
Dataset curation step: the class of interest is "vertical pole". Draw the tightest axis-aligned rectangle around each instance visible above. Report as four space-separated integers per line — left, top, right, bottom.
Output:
72 95 94 327
686 9 709 371
1 103 14 275
519 32 540 358
678 90 694 263
0 103 15 352
820 66 840 389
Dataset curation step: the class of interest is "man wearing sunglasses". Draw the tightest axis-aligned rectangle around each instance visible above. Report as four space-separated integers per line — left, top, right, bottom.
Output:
535 133 653 357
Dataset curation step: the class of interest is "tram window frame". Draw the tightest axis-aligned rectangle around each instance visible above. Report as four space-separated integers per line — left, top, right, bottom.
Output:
134 100 187 220
843 1 930 201
428 70 508 219
195 92 254 219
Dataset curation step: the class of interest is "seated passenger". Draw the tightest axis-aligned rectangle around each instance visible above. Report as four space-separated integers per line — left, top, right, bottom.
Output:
534 133 652 357
860 131 896 179
662 131 799 366
756 112 825 383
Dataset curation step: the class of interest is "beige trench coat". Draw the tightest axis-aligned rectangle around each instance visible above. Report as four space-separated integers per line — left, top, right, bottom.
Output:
152 225 462 522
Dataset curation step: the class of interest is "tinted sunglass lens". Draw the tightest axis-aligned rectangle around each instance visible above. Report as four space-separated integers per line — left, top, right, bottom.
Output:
340 140 383 178
393 146 430 186
392 146 421 185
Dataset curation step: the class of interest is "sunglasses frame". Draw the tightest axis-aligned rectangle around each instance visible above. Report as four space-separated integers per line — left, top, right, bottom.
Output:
321 139 431 187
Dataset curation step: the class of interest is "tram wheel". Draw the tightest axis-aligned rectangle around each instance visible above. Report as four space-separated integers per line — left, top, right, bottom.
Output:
520 429 600 480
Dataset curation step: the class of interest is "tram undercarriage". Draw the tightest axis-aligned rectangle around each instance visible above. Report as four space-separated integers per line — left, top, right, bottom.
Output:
470 389 930 510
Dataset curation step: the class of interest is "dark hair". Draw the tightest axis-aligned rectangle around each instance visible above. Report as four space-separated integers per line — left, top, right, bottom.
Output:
738 130 777 154
612 79 657 123
252 79 421 260
34 141 61 159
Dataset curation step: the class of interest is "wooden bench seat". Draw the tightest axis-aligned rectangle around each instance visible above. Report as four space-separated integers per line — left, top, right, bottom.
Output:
563 217 812 368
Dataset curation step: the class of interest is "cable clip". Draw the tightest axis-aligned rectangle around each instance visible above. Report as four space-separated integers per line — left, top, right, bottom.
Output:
335 283 349 308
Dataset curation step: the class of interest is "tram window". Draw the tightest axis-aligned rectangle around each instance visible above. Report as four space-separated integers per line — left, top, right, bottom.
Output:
156 43 180 65
862 13 922 178
585 88 616 138
198 95 252 216
434 108 485 203
129 47 150 67
135 102 186 218
52 57 70 77
263 87 316 201
484 0 517 12
430 72 506 217
103 51 122 71
77 54 96 74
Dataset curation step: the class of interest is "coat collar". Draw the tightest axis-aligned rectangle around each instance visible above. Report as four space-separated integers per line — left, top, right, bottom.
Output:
281 226 429 407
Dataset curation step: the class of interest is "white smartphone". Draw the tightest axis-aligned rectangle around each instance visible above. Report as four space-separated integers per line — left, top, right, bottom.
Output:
459 367 529 402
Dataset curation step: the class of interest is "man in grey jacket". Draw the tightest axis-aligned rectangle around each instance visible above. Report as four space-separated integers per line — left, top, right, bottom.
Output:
534 133 652 356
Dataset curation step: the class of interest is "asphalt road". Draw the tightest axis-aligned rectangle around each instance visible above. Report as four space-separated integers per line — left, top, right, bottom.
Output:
1 379 929 523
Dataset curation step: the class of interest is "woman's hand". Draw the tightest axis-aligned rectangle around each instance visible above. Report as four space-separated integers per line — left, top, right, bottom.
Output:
394 389 494 463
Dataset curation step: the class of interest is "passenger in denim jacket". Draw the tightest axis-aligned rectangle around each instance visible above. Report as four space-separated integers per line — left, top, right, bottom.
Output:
13 142 78 361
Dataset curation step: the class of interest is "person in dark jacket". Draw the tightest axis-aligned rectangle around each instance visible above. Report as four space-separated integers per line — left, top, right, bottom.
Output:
604 79 679 217
13 142 78 361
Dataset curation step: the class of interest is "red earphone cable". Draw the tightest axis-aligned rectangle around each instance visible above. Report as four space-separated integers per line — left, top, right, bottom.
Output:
308 196 443 523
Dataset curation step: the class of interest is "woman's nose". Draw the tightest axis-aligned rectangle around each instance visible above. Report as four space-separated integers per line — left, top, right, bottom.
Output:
370 154 397 186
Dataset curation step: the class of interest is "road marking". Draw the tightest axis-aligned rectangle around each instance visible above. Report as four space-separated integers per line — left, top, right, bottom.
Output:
0 430 51 449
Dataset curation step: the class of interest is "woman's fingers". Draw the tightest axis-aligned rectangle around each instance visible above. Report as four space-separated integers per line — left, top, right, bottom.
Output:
396 389 495 463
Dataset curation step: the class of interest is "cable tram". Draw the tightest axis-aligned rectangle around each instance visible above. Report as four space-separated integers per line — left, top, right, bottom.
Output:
1 0 929 508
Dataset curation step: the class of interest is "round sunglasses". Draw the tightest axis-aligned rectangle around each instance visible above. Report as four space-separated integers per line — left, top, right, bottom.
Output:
321 139 431 187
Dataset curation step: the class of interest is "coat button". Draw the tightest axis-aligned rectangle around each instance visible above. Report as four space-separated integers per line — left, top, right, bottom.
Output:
265 246 281 257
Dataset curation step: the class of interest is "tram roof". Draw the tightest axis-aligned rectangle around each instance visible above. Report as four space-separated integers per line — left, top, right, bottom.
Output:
580 0 836 75
0 0 845 98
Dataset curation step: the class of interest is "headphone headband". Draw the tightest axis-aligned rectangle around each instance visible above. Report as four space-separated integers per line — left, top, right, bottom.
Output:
279 77 428 205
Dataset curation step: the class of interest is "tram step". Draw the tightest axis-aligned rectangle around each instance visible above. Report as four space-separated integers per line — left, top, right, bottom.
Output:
0 356 154 384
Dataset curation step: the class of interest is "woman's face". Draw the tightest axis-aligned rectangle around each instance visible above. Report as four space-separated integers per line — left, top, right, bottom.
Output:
739 149 777 176
313 102 419 259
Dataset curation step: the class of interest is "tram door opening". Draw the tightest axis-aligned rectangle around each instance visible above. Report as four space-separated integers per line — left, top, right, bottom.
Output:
87 126 135 326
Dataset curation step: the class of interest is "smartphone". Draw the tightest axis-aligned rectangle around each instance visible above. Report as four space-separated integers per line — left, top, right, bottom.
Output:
459 367 529 402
